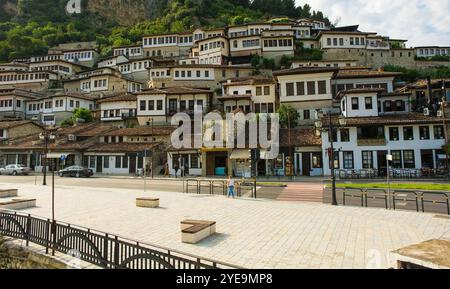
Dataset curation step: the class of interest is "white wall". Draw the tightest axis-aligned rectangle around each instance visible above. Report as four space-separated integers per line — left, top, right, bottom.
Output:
322 124 446 175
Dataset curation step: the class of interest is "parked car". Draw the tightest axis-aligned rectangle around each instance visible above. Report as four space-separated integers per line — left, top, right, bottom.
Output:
58 166 93 178
2 164 32 176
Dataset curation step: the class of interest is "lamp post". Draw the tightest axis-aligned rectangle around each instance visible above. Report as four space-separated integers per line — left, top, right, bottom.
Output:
440 80 449 170
316 111 347 206
39 130 56 186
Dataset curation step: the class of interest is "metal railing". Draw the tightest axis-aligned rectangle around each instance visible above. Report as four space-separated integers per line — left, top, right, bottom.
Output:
339 187 450 215
0 210 240 269
183 179 257 198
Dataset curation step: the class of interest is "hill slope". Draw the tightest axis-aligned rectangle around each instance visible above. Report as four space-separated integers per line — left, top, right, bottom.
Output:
0 0 329 62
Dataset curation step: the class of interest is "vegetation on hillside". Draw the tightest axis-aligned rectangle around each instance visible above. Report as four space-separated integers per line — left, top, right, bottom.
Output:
0 0 330 62
383 65 450 83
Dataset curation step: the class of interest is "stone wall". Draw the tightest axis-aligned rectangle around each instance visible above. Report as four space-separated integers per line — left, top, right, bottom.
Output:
322 48 450 69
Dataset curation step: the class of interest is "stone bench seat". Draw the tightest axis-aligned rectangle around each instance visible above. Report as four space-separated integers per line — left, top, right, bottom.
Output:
181 220 216 244
0 189 18 198
136 198 160 208
0 199 36 210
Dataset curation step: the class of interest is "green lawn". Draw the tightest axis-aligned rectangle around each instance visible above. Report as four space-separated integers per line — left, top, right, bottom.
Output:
256 182 287 187
335 183 450 192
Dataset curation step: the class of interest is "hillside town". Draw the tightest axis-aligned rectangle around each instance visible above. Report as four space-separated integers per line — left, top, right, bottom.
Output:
0 18 449 179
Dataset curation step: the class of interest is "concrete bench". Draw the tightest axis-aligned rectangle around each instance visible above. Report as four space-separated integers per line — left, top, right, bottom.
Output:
181 220 216 244
136 198 160 208
0 189 18 198
0 199 36 210
391 239 450 269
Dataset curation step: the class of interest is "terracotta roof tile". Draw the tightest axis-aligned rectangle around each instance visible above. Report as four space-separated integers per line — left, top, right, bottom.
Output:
280 128 322 147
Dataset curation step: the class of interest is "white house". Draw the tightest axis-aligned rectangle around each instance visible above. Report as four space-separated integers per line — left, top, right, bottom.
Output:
318 31 368 49
321 88 447 176
415 46 450 58
136 86 212 125
97 93 137 123
219 76 277 114
113 45 143 59
197 36 230 65
26 93 95 126
274 67 338 126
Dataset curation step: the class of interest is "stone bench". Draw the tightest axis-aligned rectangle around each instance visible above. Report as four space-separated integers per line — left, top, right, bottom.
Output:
181 220 216 244
0 189 18 198
391 239 450 269
136 198 160 208
0 199 36 210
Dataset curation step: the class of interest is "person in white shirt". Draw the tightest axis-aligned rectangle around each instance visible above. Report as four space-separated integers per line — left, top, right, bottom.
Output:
227 175 235 198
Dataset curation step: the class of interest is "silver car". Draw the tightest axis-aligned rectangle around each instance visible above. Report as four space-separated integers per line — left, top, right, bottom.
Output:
2 164 32 176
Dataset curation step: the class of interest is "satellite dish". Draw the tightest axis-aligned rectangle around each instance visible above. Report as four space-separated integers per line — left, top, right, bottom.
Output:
66 0 82 15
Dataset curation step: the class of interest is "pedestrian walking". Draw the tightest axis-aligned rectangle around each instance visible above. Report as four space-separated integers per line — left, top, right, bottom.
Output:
227 175 235 198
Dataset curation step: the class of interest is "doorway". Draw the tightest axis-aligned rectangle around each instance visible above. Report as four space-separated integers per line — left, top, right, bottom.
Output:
421 150 434 168
302 153 311 176
129 156 137 174
96 156 103 173
377 151 388 176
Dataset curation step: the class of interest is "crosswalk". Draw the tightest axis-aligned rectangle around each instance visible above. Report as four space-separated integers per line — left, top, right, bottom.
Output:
277 183 324 203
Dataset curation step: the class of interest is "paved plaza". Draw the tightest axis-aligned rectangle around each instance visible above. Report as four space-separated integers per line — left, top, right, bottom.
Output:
1 180 450 269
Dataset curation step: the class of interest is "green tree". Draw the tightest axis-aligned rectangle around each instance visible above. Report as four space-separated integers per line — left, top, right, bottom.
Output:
72 108 93 123
277 105 300 128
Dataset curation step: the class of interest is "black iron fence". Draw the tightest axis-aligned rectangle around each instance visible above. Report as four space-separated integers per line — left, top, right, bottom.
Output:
0 210 239 269
339 187 450 215
183 179 257 198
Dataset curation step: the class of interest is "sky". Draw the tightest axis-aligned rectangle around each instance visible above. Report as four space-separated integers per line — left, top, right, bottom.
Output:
296 0 450 47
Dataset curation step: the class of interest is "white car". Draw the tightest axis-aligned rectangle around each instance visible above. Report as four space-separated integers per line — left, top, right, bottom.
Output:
1 164 32 176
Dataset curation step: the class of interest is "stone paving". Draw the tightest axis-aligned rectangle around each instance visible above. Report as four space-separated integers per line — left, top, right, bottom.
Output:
1 182 450 269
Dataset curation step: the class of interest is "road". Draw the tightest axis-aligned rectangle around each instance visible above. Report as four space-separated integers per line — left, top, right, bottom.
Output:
0 174 185 193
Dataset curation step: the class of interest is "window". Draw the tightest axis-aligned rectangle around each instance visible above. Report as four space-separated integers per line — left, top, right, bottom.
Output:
403 150 415 168
340 129 350 142
140 100 146 111
357 126 384 140
403 127 414 141
303 110 310 120
312 153 322 168
434 125 444 139
103 156 109 169
351 97 359 110
365 97 373 109
343 152 354 169
362 151 373 169
190 154 199 169
307 81 315 95
205 71 209 78
419 126 430 140
395 100 406 111
286 83 294 96
296 82 305 96
391 151 402 168
89 156 95 169
318 80 327 94
115 156 122 168
157 100 163 110
256 87 262 96
264 86 270 95
148 100 155 110
122 156 128 169
389 127 399 141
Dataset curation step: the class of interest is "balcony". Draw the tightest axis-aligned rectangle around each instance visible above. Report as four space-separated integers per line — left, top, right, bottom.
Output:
357 138 387 147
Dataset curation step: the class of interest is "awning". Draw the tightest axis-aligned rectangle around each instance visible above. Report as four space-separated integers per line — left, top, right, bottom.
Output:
46 153 73 159
230 149 250 160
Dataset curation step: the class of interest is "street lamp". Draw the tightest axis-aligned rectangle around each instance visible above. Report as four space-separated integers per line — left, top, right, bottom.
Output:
39 130 56 186
315 111 347 206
